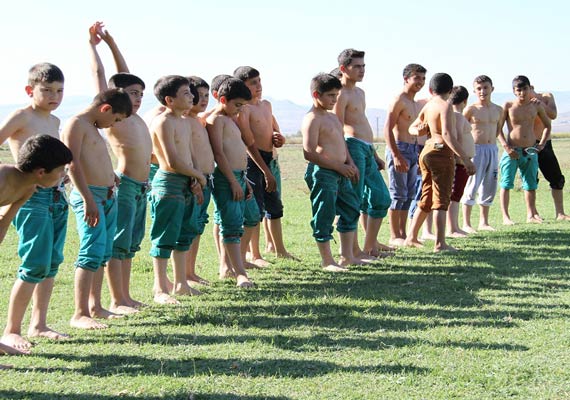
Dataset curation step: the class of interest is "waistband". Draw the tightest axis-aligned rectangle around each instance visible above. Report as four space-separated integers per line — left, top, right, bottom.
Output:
117 172 150 192
88 185 116 200
395 141 418 151
475 143 498 149
345 136 374 148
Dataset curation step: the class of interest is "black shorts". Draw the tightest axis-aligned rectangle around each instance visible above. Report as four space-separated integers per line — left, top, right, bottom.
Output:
537 140 565 190
246 150 284 220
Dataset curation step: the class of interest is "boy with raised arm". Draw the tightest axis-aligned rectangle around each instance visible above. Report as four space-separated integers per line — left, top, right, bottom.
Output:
149 75 207 303
303 73 361 271
206 78 255 288
88 22 152 314
335 49 391 258
62 89 132 329
234 66 294 264
0 136 72 361
447 86 475 237
530 83 569 220
499 75 551 225
404 73 475 252
460 75 502 232
384 63 427 246
0 63 71 349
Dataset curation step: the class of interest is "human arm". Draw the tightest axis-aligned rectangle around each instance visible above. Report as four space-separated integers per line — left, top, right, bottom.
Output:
88 22 108 93
0 189 35 243
97 24 130 73
440 104 475 175
271 114 285 148
0 111 26 150
383 99 408 172
496 103 519 160
535 104 551 150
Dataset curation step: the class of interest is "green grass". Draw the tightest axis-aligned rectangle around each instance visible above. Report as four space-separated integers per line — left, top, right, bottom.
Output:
1 140 570 399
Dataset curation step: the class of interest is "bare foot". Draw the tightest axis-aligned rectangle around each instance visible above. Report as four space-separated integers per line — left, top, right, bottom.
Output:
109 304 139 315
244 260 266 270
354 251 378 263
462 225 477 234
219 267 236 279
236 275 254 289
153 292 180 305
276 251 300 261
527 216 543 224
90 307 122 320
376 241 396 251
125 298 146 309
503 218 516 226
70 316 108 330
365 248 395 258
478 224 495 231
265 242 276 253
556 214 570 221
339 256 364 267
165 278 174 293
173 283 202 296
447 230 467 238
322 264 349 272
389 238 406 247
249 257 271 268
0 364 13 369
434 244 459 253
27 327 70 341
404 238 424 248
0 336 31 354
420 232 436 241
187 274 210 286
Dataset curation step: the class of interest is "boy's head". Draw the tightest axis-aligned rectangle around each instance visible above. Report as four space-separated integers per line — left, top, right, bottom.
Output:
26 63 65 111
429 73 453 95
153 75 193 110
234 66 262 99
330 67 342 79
210 74 232 100
403 63 427 92
17 134 73 187
512 75 531 101
337 49 366 82
472 75 494 102
92 88 133 128
311 73 342 110
217 78 252 116
188 76 210 112
108 73 146 114
449 86 469 106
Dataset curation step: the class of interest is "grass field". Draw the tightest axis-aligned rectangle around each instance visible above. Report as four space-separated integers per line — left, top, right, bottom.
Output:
1 140 570 399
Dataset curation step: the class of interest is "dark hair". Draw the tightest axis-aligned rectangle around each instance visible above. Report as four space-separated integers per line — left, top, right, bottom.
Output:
188 76 209 91
28 63 64 87
403 63 427 79
473 75 493 86
311 73 342 95
233 66 260 82
189 82 199 106
329 67 342 79
449 86 469 105
210 74 232 95
429 73 453 95
217 78 252 101
337 49 365 67
512 75 531 89
92 88 133 117
108 73 145 90
153 75 190 106
17 134 73 173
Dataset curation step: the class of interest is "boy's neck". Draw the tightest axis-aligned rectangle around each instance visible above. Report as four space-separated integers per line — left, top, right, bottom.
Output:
452 104 465 113
30 103 53 117
476 98 492 106
250 96 261 105
341 76 357 89
311 104 330 114
402 86 417 100
166 107 185 118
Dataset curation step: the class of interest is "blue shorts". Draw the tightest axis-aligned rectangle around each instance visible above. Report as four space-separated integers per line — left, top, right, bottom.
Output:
345 137 391 218
499 149 539 191
70 186 118 272
112 173 149 260
149 170 197 258
246 150 284 220
386 141 418 210
195 174 213 236
409 144 424 219
304 163 359 243
13 186 68 283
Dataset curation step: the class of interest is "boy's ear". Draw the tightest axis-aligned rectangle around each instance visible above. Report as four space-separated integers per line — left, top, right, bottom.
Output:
100 104 112 113
311 91 320 100
339 65 346 73
219 96 227 105
25 85 34 98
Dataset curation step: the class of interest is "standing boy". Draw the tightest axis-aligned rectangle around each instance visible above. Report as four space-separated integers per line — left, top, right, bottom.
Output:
460 75 502 232
405 73 475 252
335 49 391 258
499 75 551 225
384 63 427 246
302 73 361 271
62 89 133 329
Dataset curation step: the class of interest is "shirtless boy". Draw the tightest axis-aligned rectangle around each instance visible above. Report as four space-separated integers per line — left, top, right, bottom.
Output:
0 135 71 362
149 75 207 304
88 21 152 314
384 63 427 246
234 66 294 264
499 75 551 225
62 89 133 329
302 73 361 271
447 86 475 237
0 63 71 349
335 49 391 258
460 75 502 232
529 83 569 220
405 73 475 252
206 78 255 288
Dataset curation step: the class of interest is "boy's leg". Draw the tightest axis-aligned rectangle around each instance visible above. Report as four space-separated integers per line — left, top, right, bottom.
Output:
462 204 476 233
121 258 144 308
447 201 467 238
267 218 297 259
106 258 137 314
263 218 274 253
187 234 209 285
90 267 120 319
434 209 456 252
478 205 494 231
525 190 542 223
316 240 346 272
71 268 107 329
224 241 253 288
405 208 428 248
2 280 36 352
28 277 69 339
500 189 514 225
172 250 201 295
152 256 178 304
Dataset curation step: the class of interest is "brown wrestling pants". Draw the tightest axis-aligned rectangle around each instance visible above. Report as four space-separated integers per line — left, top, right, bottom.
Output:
418 141 455 211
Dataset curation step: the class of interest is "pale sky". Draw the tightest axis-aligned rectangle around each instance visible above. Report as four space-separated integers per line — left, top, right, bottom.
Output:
0 0 568 108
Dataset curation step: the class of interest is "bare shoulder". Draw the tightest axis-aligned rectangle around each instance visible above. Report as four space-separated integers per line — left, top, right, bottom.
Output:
260 99 272 109
302 110 318 127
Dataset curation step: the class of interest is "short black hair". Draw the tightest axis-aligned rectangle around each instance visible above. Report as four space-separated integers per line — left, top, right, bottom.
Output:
512 75 531 89
92 88 133 117
329 67 342 79
210 74 232 95
108 73 146 90
188 81 199 106
429 73 453 95
473 75 493 86
17 135 73 173
28 63 64 87
337 49 365 67
217 78 252 102
449 86 469 105
233 66 260 82
403 63 427 79
188 76 209 91
153 75 190 106
311 73 342 95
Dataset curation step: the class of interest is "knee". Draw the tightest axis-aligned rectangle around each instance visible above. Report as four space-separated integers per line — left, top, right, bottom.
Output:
550 175 565 190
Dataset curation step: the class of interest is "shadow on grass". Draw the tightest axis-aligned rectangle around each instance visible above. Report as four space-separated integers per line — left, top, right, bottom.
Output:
0 390 290 400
